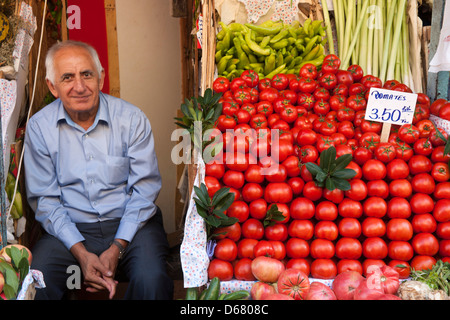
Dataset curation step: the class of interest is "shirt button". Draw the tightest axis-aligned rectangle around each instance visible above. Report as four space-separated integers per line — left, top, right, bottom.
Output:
90 179 95 184
88 155 94 160
93 201 97 206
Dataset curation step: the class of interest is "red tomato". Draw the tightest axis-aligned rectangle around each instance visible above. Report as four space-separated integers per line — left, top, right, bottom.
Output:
363 196 387 218
337 259 363 275
208 258 233 281
322 54 341 74
433 199 450 222
387 197 411 219
409 154 433 175
386 218 414 241
338 198 363 218
438 103 450 120
335 237 363 260
432 162 450 182
388 241 414 261
411 173 436 194
315 201 338 221
271 74 289 90
412 213 437 234
237 238 258 259
362 159 387 180
398 124 420 144
277 268 311 300
430 98 448 116
241 70 259 88
213 222 241 242
386 159 409 180
345 179 368 201
286 237 309 258
362 217 386 237
253 240 275 258
388 260 411 279
439 240 450 257
205 176 221 198
338 218 362 238
264 182 293 203
288 220 314 240
286 258 310 275
310 259 337 279
234 258 256 281
410 255 436 271
410 193 435 215
299 63 318 79
362 237 388 259
347 64 364 82
265 223 288 241
213 77 230 93
248 198 267 220
270 240 287 260
412 233 439 256
437 221 450 239
310 239 335 259
314 221 339 241
389 179 412 198
214 238 238 261
302 180 323 201
241 218 264 240
222 170 245 189
226 200 249 223
434 181 450 199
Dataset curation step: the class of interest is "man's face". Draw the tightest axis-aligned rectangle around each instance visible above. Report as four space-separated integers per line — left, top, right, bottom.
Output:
47 46 105 118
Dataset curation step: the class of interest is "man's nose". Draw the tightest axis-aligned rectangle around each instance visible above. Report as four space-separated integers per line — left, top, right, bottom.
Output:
73 76 87 92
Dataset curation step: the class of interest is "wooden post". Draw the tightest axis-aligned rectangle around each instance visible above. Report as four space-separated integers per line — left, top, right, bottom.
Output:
104 0 120 98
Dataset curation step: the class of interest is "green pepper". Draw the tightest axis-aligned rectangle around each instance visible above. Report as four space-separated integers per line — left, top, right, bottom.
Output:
217 55 233 74
301 35 320 57
245 23 283 36
270 38 289 50
264 53 276 75
237 51 250 69
265 63 286 78
276 51 284 68
244 29 271 56
259 35 271 48
302 44 321 61
270 28 289 43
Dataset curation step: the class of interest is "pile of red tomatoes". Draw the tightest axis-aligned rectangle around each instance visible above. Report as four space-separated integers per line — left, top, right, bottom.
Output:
206 54 450 282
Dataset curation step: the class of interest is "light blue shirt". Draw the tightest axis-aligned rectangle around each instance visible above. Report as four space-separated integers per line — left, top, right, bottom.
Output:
24 92 162 250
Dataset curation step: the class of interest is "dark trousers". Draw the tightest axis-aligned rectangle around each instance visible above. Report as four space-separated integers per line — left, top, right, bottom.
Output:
31 208 174 300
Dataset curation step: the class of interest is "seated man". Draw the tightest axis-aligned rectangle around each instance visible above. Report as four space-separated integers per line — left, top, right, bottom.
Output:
24 40 173 300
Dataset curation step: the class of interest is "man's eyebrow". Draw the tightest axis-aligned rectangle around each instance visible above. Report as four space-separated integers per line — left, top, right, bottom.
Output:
60 72 75 80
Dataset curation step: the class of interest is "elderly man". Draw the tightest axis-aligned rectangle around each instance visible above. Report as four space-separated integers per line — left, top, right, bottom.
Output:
24 40 173 299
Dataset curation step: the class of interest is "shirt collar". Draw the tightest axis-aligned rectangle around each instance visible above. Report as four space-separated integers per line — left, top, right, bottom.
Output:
56 92 110 130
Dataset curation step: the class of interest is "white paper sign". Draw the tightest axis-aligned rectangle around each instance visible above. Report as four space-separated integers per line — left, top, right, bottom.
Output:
365 88 418 125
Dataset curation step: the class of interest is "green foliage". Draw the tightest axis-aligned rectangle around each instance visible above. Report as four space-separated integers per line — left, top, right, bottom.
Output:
193 183 238 240
305 146 357 191
0 246 30 300
174 88 223 152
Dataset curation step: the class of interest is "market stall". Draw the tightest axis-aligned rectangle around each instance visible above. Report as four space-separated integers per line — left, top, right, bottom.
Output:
178 0 450 300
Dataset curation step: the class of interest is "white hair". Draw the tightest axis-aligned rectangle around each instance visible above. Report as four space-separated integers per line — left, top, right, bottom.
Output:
45 40 104 84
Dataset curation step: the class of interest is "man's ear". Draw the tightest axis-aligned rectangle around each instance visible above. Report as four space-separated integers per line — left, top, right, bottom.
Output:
99 69 105 91
46 79 59 98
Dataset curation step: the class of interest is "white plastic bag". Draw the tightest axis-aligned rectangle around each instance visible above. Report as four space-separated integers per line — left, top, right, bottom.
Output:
429 1 450 72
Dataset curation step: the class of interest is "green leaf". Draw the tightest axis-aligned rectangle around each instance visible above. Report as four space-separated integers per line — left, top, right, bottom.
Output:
315 171 328 183
325 177 336 190
18 258 29 283
3 283 16 300
211 187 232 206
194 184 211 207
206 215 221 228
330 177 351 191
305 162 324 176
333 153 353 172
9 246 22 268
332 168 357 180
320 146 336 171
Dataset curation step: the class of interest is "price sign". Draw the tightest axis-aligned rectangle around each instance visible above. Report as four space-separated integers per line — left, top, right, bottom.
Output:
365 88 418 125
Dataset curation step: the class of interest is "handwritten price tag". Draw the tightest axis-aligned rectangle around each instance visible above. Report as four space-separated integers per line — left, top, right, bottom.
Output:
365 88 418 125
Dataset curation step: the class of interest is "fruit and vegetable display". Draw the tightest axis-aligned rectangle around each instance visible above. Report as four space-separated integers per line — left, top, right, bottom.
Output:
183 29 450 298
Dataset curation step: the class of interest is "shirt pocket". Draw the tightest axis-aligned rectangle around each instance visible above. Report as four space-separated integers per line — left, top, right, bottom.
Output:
106 155 130 185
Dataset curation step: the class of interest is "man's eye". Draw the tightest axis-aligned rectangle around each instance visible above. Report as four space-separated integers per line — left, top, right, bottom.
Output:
83 72 93 78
